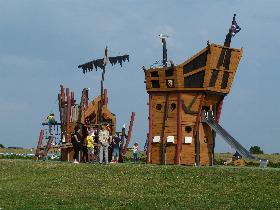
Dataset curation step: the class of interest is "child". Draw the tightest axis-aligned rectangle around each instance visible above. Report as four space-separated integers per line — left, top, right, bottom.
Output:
86 129 95 163
133 142 139 162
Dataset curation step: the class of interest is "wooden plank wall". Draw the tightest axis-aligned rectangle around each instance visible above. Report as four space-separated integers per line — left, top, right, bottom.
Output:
145 44 242 95
150 92 222 165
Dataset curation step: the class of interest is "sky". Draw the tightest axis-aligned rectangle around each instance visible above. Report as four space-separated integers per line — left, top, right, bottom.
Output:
0 0 279 153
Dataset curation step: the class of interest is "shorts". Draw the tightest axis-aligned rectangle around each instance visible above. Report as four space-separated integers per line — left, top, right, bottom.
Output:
87 147 94 154
112 148 119 157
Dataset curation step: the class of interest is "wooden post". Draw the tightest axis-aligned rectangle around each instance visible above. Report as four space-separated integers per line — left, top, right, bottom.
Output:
34 129 44 160
123 112 135 155
216 99 224 123
161 94 169 165
193 94 205 166
103 89 108 106
66 88 69 102
147 94 153 164
71 91 75 106
60 85 65 108
118 125 126 163
211 98 223 165
175 93 182 165
66 92 71 143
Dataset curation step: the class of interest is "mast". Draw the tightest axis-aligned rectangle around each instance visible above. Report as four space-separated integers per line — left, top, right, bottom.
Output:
159 34 168 67
78 46 129 132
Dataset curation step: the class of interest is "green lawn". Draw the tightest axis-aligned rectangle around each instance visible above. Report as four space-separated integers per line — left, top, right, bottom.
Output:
215 152 280 163
1 159 280 209
0 148 34 154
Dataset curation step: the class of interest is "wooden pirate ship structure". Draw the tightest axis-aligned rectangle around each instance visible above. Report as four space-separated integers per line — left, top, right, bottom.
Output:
35 47 135 161
145 15 267 166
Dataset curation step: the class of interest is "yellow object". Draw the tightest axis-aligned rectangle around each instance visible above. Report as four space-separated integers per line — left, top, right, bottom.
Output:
86 136 94 149
47 115 54 121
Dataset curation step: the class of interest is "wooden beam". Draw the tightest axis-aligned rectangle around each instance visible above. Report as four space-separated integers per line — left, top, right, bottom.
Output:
193 94 205 166
66 94 71 143
175 93 182 164
103 89 108 106
160 94 169 165
147 94 153 163
123 112 135 155
216 99 224 123
34 129 44 160
60 85 65 108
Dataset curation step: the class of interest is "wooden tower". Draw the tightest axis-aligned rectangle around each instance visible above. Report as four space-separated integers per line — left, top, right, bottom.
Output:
145 16 243 165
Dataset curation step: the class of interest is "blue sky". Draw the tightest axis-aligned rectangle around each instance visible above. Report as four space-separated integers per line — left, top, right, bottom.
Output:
0 1 279 153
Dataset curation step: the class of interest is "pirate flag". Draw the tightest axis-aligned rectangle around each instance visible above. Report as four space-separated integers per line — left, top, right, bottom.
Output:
230 14 241 37
224 14 241 47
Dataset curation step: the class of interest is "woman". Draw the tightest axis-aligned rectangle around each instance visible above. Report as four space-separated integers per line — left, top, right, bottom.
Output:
71 127 82 163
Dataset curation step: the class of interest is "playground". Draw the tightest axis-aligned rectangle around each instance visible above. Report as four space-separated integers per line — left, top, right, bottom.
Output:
1 1 280 209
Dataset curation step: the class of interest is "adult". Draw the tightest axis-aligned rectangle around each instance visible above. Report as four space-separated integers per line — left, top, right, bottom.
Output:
111 134 122 163
98 124 111 164
71 127 82 163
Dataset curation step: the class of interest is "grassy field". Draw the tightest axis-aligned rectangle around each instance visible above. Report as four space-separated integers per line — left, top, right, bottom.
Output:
0 148 34 154
1 159 280 209
215 152 280 163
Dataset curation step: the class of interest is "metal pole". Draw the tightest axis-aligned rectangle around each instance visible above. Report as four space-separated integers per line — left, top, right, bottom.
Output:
162 38 167 67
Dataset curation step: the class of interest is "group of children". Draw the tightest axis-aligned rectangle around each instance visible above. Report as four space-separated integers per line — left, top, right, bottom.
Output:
71 124 139 164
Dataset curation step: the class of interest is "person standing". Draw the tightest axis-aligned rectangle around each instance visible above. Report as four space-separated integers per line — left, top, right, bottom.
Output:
111 134 122 163
133 142 139 162
86 129 95 163
71 127 82 163
99 125 111 164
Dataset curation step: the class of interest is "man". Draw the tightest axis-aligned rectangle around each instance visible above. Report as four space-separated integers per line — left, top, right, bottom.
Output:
98 124 111 164
111 134 122 163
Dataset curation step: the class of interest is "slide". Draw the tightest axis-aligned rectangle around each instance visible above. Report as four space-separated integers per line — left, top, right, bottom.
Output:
203 111 268 167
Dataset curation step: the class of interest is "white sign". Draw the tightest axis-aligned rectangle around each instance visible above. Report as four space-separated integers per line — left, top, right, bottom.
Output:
185 136 192 144
153 136 160 143
167 136 175 143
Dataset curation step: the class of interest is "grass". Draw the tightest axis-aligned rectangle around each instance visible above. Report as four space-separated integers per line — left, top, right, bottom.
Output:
215 152 280 163
1 159 280 209
0 148 34 154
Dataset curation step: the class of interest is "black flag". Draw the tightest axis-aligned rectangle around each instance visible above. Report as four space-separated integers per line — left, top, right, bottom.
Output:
230 14 241 37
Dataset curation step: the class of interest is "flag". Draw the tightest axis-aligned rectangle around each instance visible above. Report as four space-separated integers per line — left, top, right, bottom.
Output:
230 14 241 37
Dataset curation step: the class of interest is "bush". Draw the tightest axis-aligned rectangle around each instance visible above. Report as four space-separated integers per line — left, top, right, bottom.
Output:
249 146 263 154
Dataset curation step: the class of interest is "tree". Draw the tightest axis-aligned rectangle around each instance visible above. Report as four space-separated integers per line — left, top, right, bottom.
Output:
0 143 5 148
249 146 263 154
